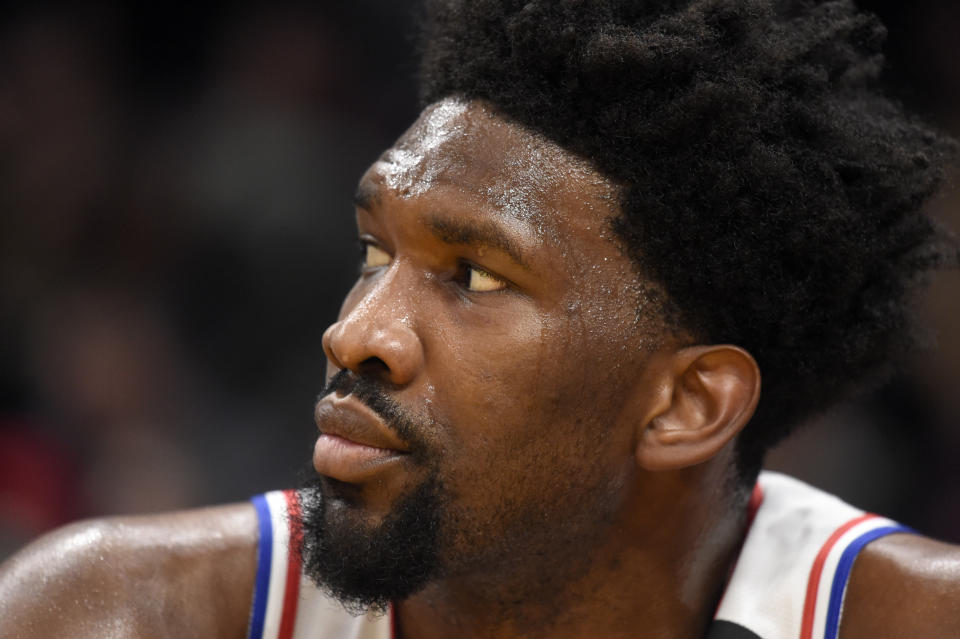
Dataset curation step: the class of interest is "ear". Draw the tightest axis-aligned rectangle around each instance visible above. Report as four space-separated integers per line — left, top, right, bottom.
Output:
635 345 761 471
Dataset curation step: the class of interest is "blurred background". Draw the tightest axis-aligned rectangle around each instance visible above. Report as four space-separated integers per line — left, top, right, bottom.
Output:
0 0 958 559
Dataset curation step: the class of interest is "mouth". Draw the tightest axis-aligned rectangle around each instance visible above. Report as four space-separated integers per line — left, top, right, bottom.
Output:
313 393 411 484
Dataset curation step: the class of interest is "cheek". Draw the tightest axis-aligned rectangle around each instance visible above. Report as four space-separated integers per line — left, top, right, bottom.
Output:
428 309 638 542
429 304 625 471
431 307 561 425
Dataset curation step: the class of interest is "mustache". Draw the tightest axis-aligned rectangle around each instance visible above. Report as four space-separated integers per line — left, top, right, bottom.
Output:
319 369 425 452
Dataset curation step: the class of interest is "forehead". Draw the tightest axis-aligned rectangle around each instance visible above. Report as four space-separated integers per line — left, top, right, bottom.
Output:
361 98 621 248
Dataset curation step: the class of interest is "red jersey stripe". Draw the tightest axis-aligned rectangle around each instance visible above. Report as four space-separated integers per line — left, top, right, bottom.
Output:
798 513 877 639
277 491 303 639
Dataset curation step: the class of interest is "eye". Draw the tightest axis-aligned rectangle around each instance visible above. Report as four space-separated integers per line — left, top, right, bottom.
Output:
361 242 391 268
462 264 507 293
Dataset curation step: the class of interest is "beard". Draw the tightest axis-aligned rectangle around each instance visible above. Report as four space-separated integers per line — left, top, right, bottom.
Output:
295 370 446 614
296 472 446 615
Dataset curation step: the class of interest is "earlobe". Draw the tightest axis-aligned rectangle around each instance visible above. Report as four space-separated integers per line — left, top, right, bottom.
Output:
635 345 761 471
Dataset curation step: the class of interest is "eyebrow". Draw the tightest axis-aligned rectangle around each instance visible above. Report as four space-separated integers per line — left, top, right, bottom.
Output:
353 182 380 211
426 214 528 268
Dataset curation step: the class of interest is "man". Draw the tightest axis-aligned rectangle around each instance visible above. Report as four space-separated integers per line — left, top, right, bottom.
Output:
1 0 958 637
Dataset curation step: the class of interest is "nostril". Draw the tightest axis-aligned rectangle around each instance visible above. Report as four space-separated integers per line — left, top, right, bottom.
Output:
358 356 390 378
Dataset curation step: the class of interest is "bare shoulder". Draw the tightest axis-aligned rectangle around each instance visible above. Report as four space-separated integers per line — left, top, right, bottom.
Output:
0 502 258 639
840 532 960 639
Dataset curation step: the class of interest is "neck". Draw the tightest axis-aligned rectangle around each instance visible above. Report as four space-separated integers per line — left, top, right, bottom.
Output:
396 465 752 639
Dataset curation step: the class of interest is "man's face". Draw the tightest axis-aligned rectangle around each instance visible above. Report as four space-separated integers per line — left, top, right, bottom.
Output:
301 98 668 610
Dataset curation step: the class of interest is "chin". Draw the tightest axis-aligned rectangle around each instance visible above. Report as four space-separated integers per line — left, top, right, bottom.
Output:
296 472 448 610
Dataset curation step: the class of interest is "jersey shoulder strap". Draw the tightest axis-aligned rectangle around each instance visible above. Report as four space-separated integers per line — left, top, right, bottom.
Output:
247 490 393 639
248 477 908 639
711 471 913 639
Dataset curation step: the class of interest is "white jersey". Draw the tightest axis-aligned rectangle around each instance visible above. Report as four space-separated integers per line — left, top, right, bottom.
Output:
246 472 912 639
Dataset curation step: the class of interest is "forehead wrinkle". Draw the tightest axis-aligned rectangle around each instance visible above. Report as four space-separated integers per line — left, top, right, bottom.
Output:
426 212 529 269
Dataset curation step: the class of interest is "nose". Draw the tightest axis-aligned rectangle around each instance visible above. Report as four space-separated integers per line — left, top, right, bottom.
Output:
322 276 424 387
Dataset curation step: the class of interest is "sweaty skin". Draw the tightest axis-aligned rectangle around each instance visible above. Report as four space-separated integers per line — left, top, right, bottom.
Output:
1 100 960 639
0 504 257 639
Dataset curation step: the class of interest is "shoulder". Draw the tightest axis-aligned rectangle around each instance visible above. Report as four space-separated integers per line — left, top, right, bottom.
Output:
0 502 258 639
840 532 960 639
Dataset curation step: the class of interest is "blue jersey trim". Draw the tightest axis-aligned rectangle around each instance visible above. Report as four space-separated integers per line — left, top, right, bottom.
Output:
247 494 274 639
823 524 913 639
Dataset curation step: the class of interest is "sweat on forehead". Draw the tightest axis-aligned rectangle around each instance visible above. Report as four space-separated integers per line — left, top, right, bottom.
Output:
366 98 617 228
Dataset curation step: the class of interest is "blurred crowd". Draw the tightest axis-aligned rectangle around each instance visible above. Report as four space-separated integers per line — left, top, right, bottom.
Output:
1 0 958 559
0 1 421 556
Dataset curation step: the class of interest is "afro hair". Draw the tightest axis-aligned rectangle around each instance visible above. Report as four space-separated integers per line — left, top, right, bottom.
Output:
417 0 956 482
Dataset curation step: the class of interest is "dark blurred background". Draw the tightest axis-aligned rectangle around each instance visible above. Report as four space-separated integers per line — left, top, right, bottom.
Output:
0 0 958 559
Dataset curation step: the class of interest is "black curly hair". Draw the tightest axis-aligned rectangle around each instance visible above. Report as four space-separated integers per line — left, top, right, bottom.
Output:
417 0 956 483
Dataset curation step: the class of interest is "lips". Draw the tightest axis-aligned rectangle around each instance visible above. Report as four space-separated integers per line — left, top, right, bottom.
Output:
313 394 410 483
